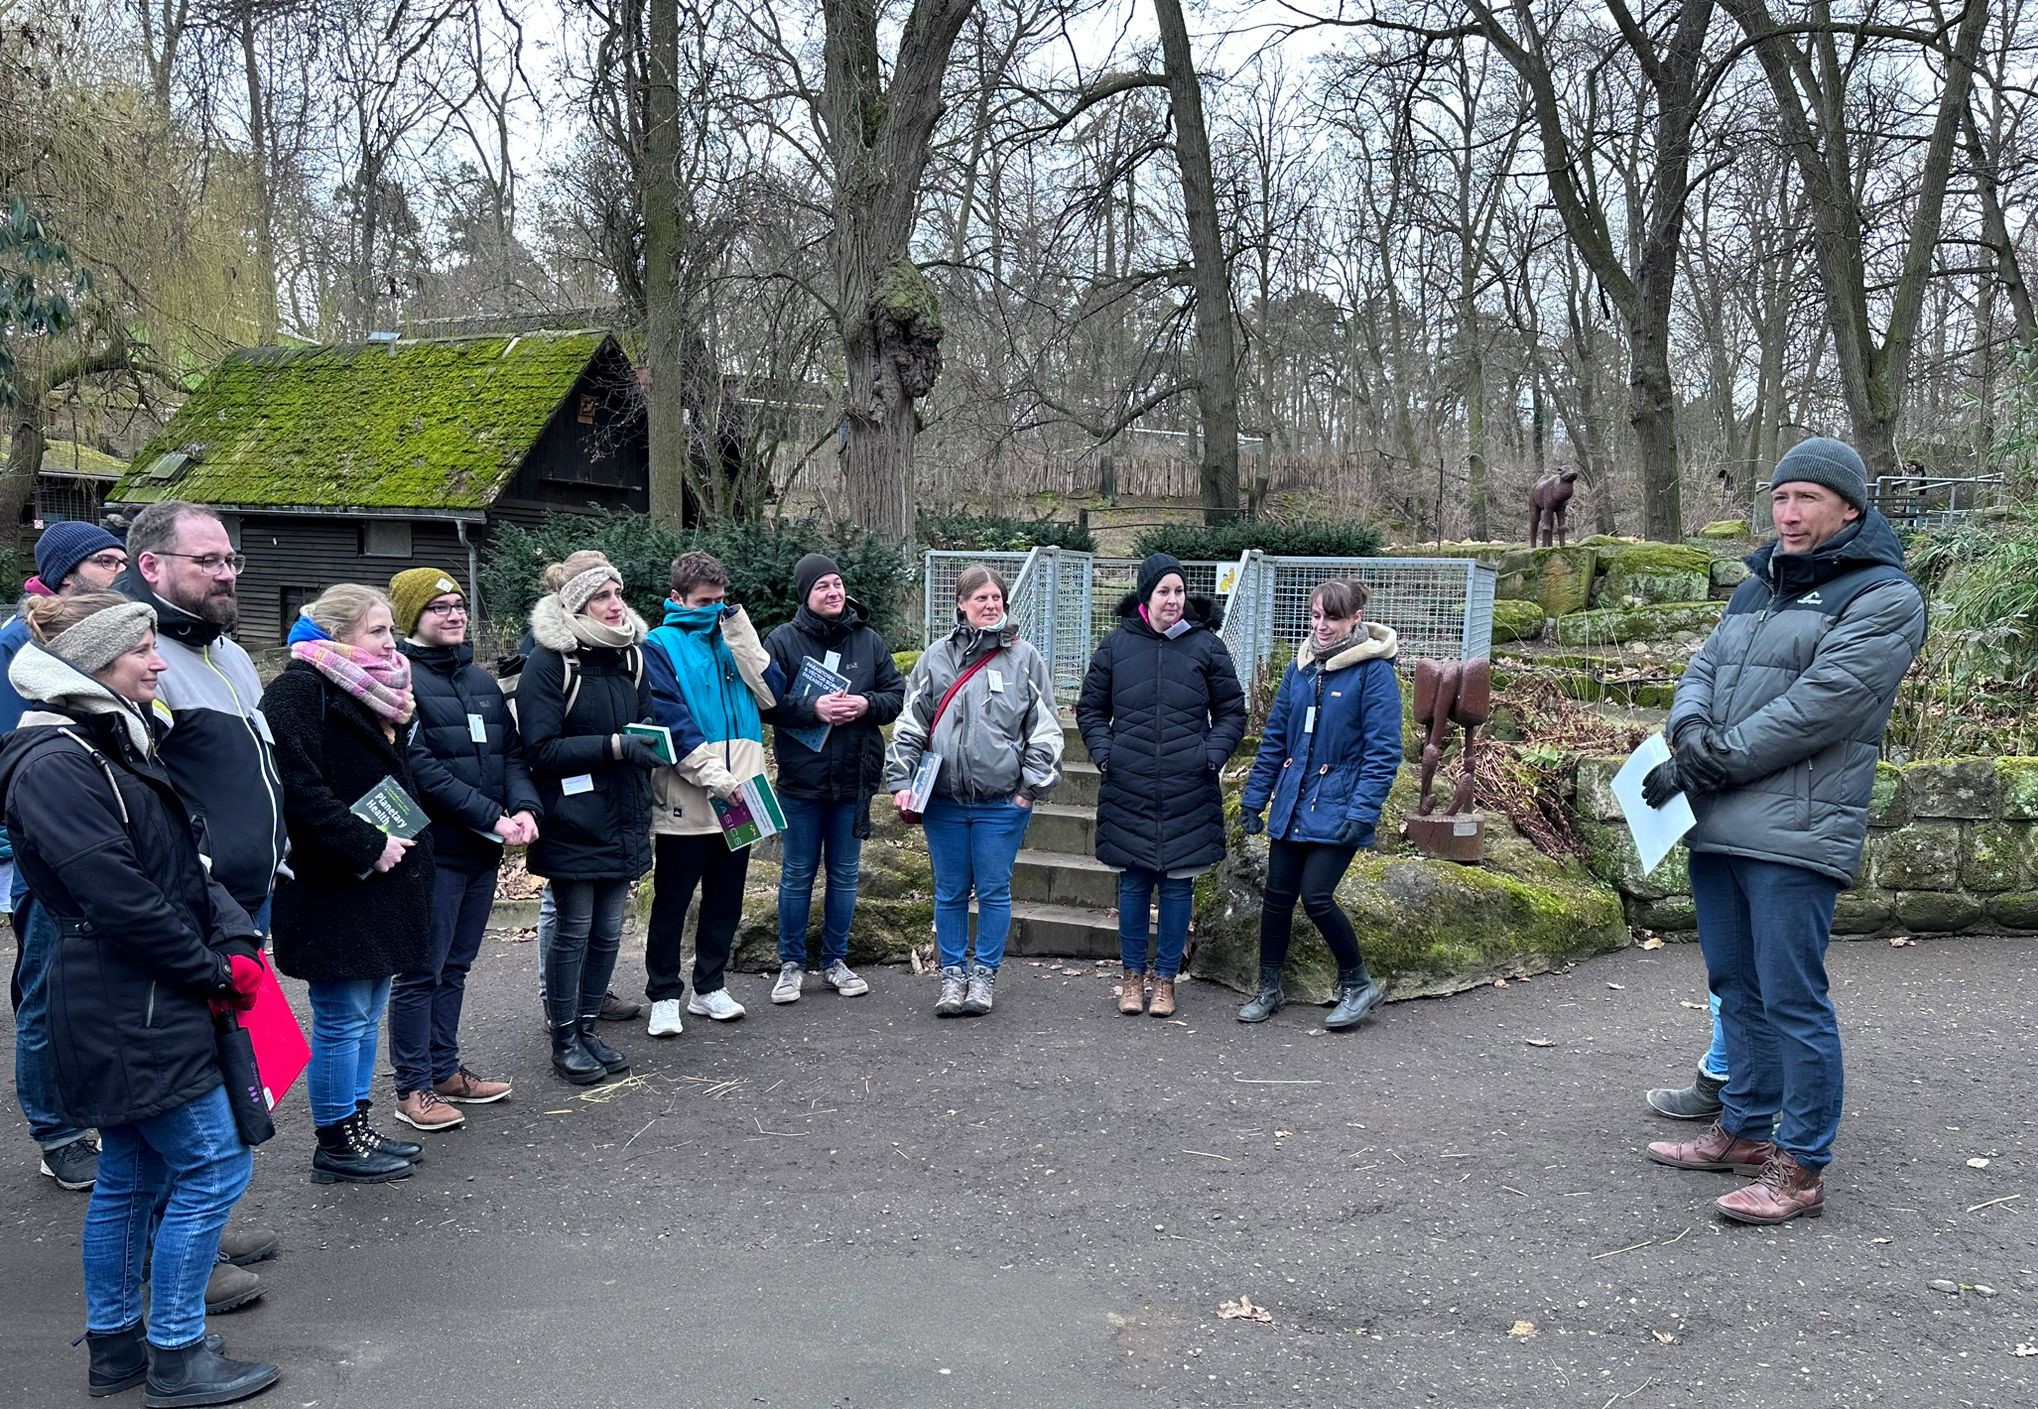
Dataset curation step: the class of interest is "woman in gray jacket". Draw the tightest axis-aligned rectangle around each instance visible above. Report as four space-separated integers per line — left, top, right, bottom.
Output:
886 564 1062 1018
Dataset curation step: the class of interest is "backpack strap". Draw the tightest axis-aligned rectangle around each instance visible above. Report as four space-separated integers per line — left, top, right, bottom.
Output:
55 727 130 828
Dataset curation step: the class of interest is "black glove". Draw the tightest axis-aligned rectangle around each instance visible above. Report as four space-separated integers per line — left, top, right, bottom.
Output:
617 736 666 770
1338 818 1377 849
1678 728 1733 794
1241 812 1264 836
1640 759 1684 810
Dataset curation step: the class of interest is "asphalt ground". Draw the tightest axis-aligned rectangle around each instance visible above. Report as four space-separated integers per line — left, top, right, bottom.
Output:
2 929 2034 1409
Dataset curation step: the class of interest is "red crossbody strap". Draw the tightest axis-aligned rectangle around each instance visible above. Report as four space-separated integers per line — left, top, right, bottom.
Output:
928 649 1001 739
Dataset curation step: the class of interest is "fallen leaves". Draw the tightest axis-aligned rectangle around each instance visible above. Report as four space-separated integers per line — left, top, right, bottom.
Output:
1888 935 1918 947
1638 936 1665 951
1607 982 1626 990
2014 1344 2038 1358
1525 1038 1555 1048
1967 1157 1991 1169
1219 1296 1274 1324
1651 1330 1679 1345
1508 1320 1537 1339
1678 1000 1706 1010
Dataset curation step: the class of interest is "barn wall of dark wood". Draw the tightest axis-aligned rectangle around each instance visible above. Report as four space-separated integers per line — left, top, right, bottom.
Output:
233 514 477 646
507 350 650 514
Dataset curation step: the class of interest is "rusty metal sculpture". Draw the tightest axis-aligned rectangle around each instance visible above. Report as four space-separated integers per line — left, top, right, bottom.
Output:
1529 468 1580 547
1401 656 1492 863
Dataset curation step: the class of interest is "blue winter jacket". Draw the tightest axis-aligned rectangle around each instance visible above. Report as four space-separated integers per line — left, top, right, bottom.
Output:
1241 624 1404 846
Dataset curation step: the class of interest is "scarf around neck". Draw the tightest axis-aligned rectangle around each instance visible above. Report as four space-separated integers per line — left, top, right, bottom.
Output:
289 622 415 725
651 601 760 745
568 609 644 651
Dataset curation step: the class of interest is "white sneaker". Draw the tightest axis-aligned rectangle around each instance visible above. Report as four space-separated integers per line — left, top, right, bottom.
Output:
771 962 805 1004
647 999 684 1038
823 961 870 997
687 988 747 1021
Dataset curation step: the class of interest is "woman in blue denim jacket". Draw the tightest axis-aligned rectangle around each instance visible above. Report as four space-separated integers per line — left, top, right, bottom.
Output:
1239 578 1403 1029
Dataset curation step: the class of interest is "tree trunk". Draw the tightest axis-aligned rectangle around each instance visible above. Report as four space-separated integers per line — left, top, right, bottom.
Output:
1153 0 1240 524
642 0 688 525
238 4 278 342
2 409 47 544
1461 279 1487 539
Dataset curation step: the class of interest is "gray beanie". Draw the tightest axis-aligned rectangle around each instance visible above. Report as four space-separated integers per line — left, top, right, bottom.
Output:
47 601 158 675
1773 437 1868 510
560 561 621 615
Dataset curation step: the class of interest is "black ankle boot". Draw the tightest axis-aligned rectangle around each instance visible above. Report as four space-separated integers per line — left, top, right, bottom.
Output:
311 1115 413 1185
578 1019 630 1075
551 1022 605 1085
1325 965 1385 1030
86 1321 147 1397
143 1335 279 1409
1237 964 1284 1023
353 1100 422 1163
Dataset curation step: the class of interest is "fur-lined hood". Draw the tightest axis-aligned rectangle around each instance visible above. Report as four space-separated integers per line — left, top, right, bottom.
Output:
1112 591 1226 632
528 592 650 654
1297 621 1399 672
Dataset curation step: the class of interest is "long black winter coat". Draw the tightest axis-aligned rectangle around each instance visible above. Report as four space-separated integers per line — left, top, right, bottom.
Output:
403 641 542 871
762 599 906 837
518 596 654 882
0 682 258 1129
1076 594 1248 873
263 663 436 983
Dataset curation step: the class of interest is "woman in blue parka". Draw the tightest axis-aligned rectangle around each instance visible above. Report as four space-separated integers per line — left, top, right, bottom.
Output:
1238 577 1402 1029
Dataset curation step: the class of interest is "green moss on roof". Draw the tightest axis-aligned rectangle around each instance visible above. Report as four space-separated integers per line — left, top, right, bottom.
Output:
113 331 618 511
0 439 130 480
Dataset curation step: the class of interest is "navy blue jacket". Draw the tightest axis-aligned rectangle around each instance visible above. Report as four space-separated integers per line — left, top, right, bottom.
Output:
1241 625 1404 846
402 641 542 870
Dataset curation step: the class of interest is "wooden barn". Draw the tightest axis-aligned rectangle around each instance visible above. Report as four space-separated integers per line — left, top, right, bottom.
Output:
110 330 649 644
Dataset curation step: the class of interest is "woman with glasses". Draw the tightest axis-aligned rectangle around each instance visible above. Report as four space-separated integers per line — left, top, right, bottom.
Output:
384 568 540 1134
1237 578 1403 1030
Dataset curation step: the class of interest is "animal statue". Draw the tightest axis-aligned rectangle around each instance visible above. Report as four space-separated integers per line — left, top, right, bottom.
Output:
1410 657 1493 818
1529 468 1580 547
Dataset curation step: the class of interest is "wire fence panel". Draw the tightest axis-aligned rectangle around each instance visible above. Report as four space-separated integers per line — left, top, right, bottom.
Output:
1088 557 1226 644
922 550 1029 647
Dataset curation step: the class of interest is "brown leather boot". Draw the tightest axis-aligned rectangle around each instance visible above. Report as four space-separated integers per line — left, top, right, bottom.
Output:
1148 977 1176 1018
1645 1119 1776 1174
1118 970 1147 1015
1716 1150 1825 1224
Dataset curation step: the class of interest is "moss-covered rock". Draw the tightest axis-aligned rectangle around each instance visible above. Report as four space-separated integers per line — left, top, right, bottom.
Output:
1891 890 1984 932
1959 823 2031 893
1633 896 1697 932
1868 762 1907 828
1536 547 1598 618
1571 756 1625 822
1830 888 1893 935
1594 544 1712 608
1709 558 1751 595
1554 602 1722 647
1996 758 2038 820
1903 758 2000 819
1491 598 1545 644
1867 822 1961 890
1986 890 2038 930
1572 813 1689 902
1697 520 1751 539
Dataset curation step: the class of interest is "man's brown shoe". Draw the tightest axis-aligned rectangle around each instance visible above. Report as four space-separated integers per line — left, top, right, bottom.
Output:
1717 1150 1825 1224
394 1089 467 1131
434 1066 512 1104
1148 977 1176 1018
598 991 644 1022
1645 1119 1774 1174
1118 970 1147 1015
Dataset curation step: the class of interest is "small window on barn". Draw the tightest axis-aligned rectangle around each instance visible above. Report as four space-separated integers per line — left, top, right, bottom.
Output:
280 586 317 643
216 512 241 549
361 521 413 557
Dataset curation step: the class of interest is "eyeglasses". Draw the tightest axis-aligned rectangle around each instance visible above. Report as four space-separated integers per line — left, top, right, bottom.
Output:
85 553 128 570
156 551 246 575
423 602 469 617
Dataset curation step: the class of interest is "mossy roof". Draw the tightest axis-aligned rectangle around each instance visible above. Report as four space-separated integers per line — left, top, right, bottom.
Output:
112 330 617 511
0 439 130 480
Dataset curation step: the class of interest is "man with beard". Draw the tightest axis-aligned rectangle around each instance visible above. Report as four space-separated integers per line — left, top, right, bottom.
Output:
114 499 286 1310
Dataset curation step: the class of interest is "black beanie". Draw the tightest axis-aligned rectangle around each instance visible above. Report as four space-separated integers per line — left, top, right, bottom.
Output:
794 553 843 604
1136 552 1186 602
1772 436 1868 510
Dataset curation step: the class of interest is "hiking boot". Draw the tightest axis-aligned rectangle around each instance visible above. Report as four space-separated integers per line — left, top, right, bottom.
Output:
1236 965 1284 1023
961 965 995 1016
646 999 684 1038
550 1022 605 1085
1647 1067 1727 1121
40 1136 99 1190
1148 976 1177 1018
1645 1119 1776 1174
394 1090 466 1133
203 1260 263 1315
143 1336 279 1409
1716 1149 1826 1225
598 991 643 1022
934 965 968 1018
433 1067 511 1104
823 961 870 997
1325 967 1385 1030
1118 969 1147 1015
310 1117 413 1185
578 1019 630 1076
771 962 805 1004
688 987 747 1021
353 1101 422 1163
216 1223 277 1267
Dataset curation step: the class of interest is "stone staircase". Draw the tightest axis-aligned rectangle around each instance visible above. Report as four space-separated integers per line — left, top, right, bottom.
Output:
976 719 1123 958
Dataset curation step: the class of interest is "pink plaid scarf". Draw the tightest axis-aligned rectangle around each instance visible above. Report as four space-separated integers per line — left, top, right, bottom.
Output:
290 639 415 725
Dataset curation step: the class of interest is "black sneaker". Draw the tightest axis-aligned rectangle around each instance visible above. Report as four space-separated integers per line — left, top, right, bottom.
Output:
39 1137 98 1190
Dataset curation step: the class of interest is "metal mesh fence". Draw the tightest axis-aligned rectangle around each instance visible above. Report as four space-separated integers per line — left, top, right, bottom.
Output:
1088 558 1225 643
922 550 1028 646
924 547 1094 705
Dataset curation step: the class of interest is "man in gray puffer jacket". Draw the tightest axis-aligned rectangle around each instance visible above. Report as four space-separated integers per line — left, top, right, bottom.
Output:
1642 437 1926 1226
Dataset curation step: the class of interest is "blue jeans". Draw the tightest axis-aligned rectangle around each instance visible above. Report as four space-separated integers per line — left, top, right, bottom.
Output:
388 862 497 1093
1118 867 1194 977
1690 851 1844 1168
778 798 864 967
11 898 89 1151
85 1084 251 1346
307 977 393 1127
1701 990 1728 1080
923 797 1032 972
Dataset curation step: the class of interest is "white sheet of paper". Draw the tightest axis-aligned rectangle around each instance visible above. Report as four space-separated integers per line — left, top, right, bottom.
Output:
1614 732 1696 876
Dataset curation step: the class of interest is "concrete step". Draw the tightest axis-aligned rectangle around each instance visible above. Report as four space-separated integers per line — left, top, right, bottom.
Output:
1012 847 1120 909
987 899 1121 959
1053 762 1102 809
1061 722 1090 764
1026 803 1097 855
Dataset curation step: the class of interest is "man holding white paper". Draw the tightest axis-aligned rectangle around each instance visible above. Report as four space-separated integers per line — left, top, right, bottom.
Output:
1641 438 1924 1225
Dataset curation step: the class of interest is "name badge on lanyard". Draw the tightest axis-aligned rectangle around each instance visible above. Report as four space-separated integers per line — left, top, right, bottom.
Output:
988 669 1005 693
467 713 488 743
1303 706 1317 735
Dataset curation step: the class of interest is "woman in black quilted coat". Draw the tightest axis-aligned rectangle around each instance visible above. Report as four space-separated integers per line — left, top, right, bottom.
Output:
1076 553 1247 1018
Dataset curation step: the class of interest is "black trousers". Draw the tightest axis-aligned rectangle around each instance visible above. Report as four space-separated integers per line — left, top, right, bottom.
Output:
644 833 751 1000
1258 839 1363 972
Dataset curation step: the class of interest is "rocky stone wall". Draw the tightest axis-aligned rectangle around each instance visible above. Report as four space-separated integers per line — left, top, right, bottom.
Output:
1568 755 2038 940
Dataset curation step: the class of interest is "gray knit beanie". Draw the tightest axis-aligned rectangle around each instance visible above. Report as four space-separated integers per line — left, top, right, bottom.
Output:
560 561 621 615
47 601 158 675
1772 437 1868 510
